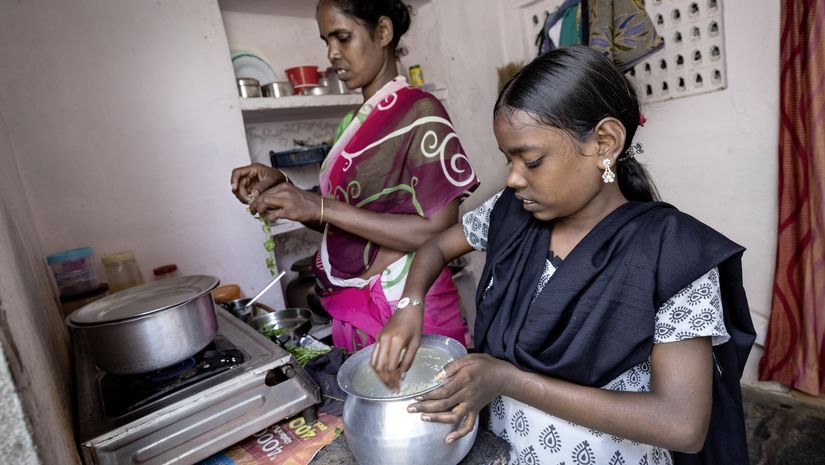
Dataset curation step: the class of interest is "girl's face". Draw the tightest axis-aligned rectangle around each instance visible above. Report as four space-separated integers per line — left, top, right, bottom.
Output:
317 1 391 95
493 109 608 222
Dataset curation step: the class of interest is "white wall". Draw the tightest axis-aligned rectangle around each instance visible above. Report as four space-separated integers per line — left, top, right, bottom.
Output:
0 0 285 308
634 0 780 383
0 89 79 463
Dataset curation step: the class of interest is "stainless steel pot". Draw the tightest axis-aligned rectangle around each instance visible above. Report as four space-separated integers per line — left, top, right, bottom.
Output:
65 275 220 374
261 81 293 98
237 78 261 98
337 334 478 465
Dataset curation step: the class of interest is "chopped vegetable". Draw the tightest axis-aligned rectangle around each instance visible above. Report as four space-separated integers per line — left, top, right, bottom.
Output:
261 325 292 338
286 344 331 365
247 207 278 277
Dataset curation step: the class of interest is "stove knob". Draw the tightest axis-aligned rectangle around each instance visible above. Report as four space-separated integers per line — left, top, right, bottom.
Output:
282 365 297 378
264 365 297 386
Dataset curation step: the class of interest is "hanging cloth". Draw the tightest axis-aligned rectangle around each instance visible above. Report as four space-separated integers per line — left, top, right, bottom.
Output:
586 0 664 71
558 3 581 46
537 0 581 55
759 0 825 396
539 0 663 72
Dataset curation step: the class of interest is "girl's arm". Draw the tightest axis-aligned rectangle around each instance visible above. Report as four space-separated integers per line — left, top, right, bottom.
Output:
414 336 714 453
371 223 475 389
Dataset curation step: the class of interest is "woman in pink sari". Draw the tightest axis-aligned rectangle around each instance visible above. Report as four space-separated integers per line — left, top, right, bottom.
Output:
230 0 479 352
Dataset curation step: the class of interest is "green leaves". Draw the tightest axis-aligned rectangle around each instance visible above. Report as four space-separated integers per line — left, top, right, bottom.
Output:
249 207 277 276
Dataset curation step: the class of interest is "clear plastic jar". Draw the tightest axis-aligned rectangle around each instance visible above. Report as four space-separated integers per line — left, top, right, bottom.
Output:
102 251 144 293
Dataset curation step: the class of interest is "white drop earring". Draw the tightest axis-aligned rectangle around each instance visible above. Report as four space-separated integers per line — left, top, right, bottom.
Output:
601 159 616 183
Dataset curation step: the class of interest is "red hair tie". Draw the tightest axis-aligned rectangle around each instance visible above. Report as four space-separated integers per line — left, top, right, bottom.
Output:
639 113 648 127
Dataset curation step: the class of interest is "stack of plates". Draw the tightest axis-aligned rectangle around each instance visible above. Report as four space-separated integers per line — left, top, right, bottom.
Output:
232 52 277 85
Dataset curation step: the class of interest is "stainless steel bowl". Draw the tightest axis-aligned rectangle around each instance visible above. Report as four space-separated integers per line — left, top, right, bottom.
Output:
307 85 331 96
337 334 478 465
237 77 261 98
261 81 293 98
248 308 312 337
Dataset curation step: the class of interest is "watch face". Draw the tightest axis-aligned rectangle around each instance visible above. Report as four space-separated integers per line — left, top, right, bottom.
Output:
397 297 411 308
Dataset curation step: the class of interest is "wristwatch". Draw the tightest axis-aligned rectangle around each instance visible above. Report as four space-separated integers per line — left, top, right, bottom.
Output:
395 297 423 312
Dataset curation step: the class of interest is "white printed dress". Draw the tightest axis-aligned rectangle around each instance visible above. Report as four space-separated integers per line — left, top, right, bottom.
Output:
462 192 730 465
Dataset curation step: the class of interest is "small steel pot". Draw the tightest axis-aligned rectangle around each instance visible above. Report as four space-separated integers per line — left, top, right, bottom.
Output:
65 275 220 374
221 297 255 322
337 334 478 465
261 81 294 98
237 77 261 98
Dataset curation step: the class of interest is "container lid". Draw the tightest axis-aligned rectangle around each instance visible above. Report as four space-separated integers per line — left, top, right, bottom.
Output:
237 77 260 86
213 284 241 303
47 247 93 264
101 251 135 265
60 283 110 303
67 275 219 326
153 264 178 276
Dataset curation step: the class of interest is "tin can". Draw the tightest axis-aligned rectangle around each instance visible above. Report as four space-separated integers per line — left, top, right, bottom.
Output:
409 64 424 87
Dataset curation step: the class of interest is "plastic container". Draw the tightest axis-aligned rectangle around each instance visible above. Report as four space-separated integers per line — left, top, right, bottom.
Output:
270 143 331 168
152 264 180 280
213 284 242 304
102 251 144 293
46 247 98 296
285 66 320 95
409 64 425 87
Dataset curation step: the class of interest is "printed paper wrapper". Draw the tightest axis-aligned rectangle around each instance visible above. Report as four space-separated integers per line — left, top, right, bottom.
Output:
198 412 343 465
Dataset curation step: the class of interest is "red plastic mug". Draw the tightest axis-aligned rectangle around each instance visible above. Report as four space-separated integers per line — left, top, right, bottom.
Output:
285 66 320 95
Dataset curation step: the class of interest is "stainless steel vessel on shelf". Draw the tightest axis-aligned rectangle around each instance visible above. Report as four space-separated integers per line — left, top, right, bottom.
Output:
261 81 294 97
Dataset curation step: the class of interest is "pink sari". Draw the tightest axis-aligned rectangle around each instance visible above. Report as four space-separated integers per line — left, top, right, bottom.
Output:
313 77 479 351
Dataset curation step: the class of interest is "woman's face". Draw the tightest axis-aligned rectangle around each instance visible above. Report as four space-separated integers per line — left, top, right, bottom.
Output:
493 109 607 222
317 1 390 94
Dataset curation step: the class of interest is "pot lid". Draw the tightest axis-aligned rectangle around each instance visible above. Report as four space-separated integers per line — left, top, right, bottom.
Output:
68 275 220 326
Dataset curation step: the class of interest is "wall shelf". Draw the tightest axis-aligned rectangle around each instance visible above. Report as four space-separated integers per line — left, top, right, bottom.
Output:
239 88 448 123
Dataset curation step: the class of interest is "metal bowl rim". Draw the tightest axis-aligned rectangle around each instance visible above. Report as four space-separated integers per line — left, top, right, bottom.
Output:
65 275 219 327
247 307 312 329
337 334 467 401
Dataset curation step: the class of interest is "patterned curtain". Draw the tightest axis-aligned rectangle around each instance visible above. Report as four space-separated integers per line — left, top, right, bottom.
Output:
759 0 825 396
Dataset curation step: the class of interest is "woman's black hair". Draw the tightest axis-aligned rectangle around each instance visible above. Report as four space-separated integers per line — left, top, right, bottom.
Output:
319 0 412 51
495 46 660 202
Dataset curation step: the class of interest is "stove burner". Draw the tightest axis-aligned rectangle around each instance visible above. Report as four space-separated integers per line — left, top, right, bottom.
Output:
145 357 197 383
99 335 245 418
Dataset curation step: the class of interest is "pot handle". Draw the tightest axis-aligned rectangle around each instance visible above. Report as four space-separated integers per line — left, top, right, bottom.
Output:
254 302 275 313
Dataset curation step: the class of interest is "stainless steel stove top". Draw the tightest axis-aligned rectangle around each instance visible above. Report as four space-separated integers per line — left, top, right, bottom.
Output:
73 308 320 465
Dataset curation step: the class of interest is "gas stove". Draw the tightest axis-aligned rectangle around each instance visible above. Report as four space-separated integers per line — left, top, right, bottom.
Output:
73 307 320 465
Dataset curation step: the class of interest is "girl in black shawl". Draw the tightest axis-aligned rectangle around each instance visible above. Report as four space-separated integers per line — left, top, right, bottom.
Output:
371 46 754 465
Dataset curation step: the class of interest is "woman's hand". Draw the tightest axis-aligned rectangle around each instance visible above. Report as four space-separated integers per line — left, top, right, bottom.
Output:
371 306 425 391
408 354 514 443
230 163 287 204
249 182 322 223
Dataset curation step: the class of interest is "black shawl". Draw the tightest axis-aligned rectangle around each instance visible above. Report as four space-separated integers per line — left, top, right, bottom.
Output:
475 188 755 465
